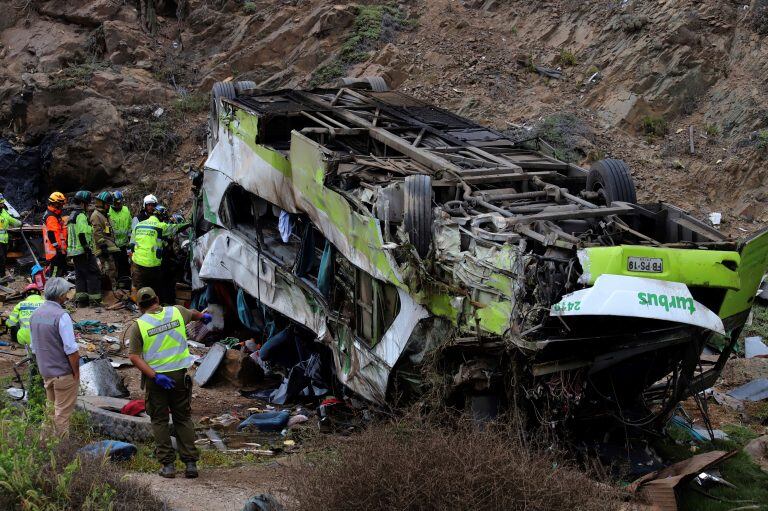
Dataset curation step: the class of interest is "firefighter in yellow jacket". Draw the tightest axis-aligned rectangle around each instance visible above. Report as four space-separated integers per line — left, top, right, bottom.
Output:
0 194 22 276
6 283 44 346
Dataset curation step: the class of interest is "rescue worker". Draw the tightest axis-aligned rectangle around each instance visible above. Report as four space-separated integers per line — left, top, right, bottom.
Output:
130 205 167 298
30 277 79 437
42 192 68 278
0 194 22 276
6 283 44 347
91 191 120 290
126 287 211 478
108 191 132 289
136 194 159 222
67 191 101 307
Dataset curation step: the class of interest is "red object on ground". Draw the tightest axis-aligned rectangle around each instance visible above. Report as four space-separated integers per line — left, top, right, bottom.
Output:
120 399 146 416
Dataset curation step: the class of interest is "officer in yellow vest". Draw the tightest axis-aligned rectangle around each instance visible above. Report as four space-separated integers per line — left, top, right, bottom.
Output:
108 191 132 289
126 287 211 479
0 194 22 277
6 283 44 346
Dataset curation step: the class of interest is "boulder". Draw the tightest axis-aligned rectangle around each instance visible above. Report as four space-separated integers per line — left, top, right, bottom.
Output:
103 21 145 56
45 97 125 190
39 0 137 27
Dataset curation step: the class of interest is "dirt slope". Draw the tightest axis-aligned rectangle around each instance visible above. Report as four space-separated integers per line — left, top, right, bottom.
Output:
0 0 766 233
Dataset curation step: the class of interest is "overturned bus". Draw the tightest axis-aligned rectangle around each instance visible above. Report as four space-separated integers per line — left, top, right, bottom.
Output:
191 80 768 428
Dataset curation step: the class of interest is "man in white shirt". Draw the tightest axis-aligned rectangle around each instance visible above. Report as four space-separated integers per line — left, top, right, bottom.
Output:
30 277 80 436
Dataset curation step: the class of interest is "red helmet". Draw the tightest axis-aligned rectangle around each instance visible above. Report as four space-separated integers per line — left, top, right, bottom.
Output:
24 283 41 293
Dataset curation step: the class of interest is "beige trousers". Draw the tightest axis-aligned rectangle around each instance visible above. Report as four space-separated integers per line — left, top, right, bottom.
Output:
43 374 78 437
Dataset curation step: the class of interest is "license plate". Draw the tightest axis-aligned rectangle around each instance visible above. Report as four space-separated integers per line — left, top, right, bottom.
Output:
627 256 663 273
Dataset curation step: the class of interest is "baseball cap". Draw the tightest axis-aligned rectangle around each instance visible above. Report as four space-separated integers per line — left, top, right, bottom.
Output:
137 287 158 305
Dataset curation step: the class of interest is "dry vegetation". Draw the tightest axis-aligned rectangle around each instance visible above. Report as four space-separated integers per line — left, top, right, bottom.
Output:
284 414 628 511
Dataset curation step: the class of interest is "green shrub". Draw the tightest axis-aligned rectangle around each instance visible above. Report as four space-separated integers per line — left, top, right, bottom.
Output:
641 115 667 138
242 1 257 14
0 400 162 510
757 129 768 150
310 4 410 87
49 60 111 90
558 49 578 66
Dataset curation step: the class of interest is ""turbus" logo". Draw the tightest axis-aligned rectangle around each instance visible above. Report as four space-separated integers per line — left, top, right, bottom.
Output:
638 292 695 314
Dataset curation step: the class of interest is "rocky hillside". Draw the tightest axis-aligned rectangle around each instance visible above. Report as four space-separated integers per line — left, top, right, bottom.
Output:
1 0 767 232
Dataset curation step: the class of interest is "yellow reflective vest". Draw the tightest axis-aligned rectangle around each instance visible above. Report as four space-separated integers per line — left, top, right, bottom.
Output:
131 215 166 268
136 306 192 373
0 209 21 244
7 294 44 345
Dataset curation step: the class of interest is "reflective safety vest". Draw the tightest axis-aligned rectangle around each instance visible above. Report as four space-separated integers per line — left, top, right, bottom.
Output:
7 294 44 345
0 209 21 244
131 215 166 268
108 205 132 248
136 306 193 373
67 210 94 256
42 208 67 261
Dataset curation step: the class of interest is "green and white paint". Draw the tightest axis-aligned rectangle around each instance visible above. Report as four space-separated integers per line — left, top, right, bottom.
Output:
551 274 725 334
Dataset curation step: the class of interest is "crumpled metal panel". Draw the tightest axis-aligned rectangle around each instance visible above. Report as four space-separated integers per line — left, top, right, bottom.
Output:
79 358 129 398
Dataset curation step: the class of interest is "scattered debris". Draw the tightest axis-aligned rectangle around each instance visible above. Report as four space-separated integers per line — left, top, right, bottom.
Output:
695 469 736 490
205 429 228 452
709 212 722 226
78 440 137 462
242 494 285 511
728 378 768 402
119 399 145 416
238 410 290 432
73 320 119 334
79 358 129 398
193 343 227 387
745 336 768 359
710 390 745 412
629 450 736 511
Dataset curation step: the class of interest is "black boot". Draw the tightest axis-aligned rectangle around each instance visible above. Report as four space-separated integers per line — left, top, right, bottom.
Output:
184 461 198 479
158 463 176 478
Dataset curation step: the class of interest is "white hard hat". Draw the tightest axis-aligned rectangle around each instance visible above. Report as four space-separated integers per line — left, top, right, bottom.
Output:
143 194 158 206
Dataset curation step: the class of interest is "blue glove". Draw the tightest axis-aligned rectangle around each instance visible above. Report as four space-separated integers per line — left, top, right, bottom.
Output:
201 313 213 325
154 374 175 390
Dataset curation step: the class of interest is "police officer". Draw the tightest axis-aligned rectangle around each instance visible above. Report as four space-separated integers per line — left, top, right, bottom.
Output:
0 193 22 276
91 192 119 290
42 192 68 278
67 191 101 307
108 191 132 289
6 283 44 347
126 287 211 479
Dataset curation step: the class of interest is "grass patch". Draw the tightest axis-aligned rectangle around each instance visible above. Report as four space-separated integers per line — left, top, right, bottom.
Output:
0 380 163 510
171 92 208 118
704 123 720 137
641 115 668 139
49 60 111 90
744 303 768 339
309 3 410 87
284 416 627 510
123 442 265 473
